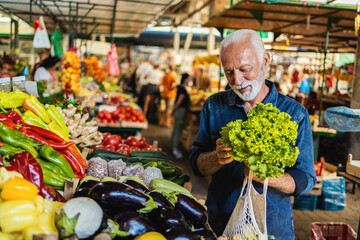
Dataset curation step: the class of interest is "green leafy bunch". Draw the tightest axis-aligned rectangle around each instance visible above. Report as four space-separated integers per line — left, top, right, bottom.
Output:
220 103 300 179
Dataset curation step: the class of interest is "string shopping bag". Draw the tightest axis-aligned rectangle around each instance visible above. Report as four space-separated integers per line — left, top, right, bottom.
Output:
223 172 269 240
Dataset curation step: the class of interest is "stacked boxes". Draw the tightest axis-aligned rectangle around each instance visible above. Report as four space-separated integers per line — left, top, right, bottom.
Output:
321 177 346 210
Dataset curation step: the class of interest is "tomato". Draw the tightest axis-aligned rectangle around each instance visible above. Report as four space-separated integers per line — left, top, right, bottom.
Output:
116 148 129 156
125 136 139 147
98 111 104 119
130 146 141 152
145 146 157 151
125 105 132 112
105 135 120 146
131 116 137 122
119 107 126 114
105 144 116 152
102 132 111 142
119 113 126 120
138 137 148 148
117 143 130 156
93 145 105 150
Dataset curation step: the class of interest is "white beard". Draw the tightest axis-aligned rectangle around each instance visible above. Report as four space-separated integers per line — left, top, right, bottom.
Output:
231 64 266 101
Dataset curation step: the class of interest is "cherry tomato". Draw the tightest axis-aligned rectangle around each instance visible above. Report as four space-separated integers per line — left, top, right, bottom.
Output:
93 145 105 150
138 137 148 148
125 136 139 147
116 149 129 156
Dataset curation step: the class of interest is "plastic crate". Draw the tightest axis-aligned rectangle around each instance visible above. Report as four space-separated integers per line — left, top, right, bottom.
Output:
322 177 345 196
310 222 357 240
314 161 324 176
293 194 318 211
321 192 346 210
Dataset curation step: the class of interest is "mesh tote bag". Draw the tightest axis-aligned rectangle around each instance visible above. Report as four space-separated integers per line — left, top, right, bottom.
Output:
223 172 269 240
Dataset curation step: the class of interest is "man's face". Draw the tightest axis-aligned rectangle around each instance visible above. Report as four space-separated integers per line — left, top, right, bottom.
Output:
221 39 266 101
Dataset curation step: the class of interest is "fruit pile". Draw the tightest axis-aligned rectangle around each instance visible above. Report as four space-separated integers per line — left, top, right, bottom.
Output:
61 51 81 94
83 56 105 82
97 106 145 124
94 133 156 155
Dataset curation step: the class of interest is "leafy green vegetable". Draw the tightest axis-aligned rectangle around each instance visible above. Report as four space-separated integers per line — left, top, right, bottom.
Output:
220 103 299 179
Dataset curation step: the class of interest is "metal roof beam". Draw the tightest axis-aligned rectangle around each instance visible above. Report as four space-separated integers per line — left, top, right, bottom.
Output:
87 22 99 37
53 1 67 21
79 4 94 23
55 0 168 7
110 0 117 43
175 0 212 27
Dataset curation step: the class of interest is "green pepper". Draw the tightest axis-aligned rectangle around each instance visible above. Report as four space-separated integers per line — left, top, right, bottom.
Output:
143 162 158 169
0 143 23 159
22 110 50 131
0 90 29 108
36 158 68 177
39 145 75 179
42 168 66 187
0 122 39 158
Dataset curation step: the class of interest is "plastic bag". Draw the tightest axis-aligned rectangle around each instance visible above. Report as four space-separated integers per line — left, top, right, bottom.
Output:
222 172 269 240
33 16 50 49
51 26 64 57
107 44 119 77
324 107 360 132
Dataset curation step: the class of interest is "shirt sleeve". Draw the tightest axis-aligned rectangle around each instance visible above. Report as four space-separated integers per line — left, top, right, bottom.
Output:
286 108 317 196
189 99 213 177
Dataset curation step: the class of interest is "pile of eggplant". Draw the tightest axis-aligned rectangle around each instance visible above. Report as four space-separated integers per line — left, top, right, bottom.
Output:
74 178 217 240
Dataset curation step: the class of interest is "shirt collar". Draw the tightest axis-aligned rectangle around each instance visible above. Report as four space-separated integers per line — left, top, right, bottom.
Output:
228 79 278 107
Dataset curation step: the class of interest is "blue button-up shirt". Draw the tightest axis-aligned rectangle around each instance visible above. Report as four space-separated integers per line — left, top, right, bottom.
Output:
190 80 316 239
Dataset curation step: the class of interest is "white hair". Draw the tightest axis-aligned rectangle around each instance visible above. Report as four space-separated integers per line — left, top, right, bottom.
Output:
220 29 266 63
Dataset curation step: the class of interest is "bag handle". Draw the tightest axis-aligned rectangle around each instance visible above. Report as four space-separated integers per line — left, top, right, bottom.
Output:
240 171 254 197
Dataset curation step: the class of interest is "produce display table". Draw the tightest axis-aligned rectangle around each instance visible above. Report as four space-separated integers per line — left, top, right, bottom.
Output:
98 126 143 138
337 171 360 194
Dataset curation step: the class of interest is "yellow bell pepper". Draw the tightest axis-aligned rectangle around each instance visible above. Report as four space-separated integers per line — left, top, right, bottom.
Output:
23 95 52 124
23 212 57 240
1 176 38 201
0 167 23 189
43 198 64 215
0 232 13 240
34 195 45 215
134 232 166 240
0 200 37 233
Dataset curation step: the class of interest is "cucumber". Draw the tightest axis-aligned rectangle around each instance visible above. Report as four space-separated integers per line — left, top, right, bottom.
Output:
150 178 193 198
143 162 158 168
159 166 177 176
171 174 190 186
90 149 128 161
164 172 182 181
129 150 169 159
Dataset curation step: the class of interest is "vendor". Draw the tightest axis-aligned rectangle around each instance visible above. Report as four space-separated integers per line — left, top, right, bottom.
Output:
0 53 15 78
190 29 316 239
34 56 61 83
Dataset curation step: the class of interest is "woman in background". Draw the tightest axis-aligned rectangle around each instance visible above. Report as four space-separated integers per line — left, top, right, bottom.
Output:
34 56 60 83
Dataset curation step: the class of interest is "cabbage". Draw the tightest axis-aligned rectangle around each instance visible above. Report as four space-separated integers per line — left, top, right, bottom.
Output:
220 103 299 179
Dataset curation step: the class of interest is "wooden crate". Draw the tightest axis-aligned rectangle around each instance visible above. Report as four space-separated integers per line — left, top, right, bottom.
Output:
346 154 360 178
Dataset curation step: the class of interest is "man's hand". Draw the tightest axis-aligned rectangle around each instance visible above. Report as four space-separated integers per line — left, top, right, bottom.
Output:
243 161 265 183
197 138 234 176
215 138 234 165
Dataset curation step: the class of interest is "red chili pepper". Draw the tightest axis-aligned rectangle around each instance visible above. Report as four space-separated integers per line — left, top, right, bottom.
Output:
5 151 43 193
83 110 89 114
54 98 59 104
22 124 66 142
56 148 81 173
67 145 88 168
0 113 18 130
74 172 83 179
18 126 74 149
40 184 66 202
0 140 3 147
6 111 25 125
65 91 69 99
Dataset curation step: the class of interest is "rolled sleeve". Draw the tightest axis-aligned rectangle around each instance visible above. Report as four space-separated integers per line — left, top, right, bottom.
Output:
286 108 317 196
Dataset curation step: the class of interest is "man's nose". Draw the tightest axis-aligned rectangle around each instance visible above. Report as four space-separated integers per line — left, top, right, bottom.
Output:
233 69 244 86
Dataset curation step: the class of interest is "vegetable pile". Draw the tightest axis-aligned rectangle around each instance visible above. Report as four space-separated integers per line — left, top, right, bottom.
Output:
220 103 299 179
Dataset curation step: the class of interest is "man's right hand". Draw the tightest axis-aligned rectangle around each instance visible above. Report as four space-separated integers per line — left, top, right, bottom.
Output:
215 138 234 165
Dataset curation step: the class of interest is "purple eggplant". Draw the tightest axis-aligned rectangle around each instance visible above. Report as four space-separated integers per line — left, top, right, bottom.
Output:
164 227 201 240
149 191 172 209
113 211 154 238
123 180 149 193
73 188 90 198
88 181 157 213
78 179 100 189
159 207 192 232
169 193 207 228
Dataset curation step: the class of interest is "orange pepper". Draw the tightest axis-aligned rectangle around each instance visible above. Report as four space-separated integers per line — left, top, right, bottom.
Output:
23 95 51 124
1 176 38 201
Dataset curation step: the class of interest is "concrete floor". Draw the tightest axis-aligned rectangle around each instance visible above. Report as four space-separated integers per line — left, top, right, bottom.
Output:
142 123 360 239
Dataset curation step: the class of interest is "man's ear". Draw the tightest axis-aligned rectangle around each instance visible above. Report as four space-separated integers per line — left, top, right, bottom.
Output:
263 52 271 68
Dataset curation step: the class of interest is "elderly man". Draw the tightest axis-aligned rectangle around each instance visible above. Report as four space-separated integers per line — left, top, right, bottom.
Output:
190 29 316 239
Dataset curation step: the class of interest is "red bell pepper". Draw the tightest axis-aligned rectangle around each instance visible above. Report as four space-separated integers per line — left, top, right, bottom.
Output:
6 111 25 125
0 113 18 130
18 126 74 149
5 151 43 192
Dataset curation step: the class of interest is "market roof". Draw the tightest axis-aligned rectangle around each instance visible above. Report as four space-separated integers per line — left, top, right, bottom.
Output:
0 0 178 36
204 0 359 52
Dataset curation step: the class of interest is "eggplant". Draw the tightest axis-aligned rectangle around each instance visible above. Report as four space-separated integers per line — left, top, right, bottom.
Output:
73 188 91 198
123 179 149 193
78 177 100 189
170 193 207 228
149 191 172 209
113 211 154 238
88 181 158 213
164 227 201 240
159 207 192 232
